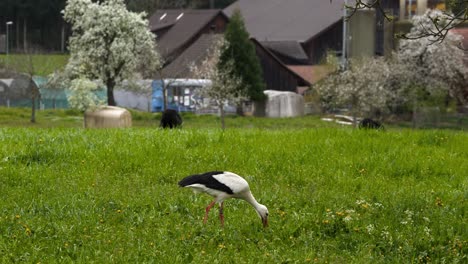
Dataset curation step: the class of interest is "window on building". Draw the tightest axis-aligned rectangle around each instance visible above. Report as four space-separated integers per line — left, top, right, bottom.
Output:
405 0 417 18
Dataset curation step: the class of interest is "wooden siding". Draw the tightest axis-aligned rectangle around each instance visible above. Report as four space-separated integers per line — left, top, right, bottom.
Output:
303 21 343 65
254 42 299 92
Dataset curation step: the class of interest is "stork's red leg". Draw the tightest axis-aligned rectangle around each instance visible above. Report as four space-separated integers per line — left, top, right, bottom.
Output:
219 202 224 227
203 201 216 224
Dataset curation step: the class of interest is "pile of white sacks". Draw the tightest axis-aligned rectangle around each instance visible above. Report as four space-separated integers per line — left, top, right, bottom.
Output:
263 90 304 118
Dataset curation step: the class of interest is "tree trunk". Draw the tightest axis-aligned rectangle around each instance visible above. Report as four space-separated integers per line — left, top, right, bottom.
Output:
31 97 36 123
106 79 116 106
30 78 37 123
351 98 359 128
162 79 167 110
220 104 225 130
61 22 66 53
15 17 20 51
236 102 244 116
23 17 27 52
352 110 358 128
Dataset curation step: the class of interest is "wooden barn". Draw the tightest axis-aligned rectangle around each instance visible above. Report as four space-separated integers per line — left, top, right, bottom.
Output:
149 9 229 68
223 0 345 65
251 38 310 93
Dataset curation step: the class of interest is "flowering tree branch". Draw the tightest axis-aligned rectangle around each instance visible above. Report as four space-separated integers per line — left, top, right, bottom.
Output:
62 0 161 107
334 0 468 43
190 37 246 129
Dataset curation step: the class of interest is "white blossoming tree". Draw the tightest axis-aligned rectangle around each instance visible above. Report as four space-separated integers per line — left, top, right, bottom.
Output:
191 37 245 129
341 0 468 43
62 0 161 107
317 10 467 125
397 10 467 107
68 77 105 111
316 56 393 125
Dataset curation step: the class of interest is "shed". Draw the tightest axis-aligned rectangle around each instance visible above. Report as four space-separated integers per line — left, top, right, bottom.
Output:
84 106 132 128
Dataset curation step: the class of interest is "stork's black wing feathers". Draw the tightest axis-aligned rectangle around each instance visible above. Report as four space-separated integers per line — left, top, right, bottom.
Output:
178 171 234 194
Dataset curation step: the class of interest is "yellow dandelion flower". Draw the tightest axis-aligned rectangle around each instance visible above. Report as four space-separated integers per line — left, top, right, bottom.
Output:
116 209 122 213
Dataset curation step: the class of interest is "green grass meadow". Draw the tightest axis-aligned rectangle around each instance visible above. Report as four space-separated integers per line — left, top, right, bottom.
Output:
0 54 69 76
0 109 467 263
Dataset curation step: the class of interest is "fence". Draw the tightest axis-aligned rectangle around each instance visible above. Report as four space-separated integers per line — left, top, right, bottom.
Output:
412 107 468 130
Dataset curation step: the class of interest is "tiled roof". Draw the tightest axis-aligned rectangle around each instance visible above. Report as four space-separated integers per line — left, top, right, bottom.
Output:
224 0 346 42
450 27 468 65
287 65 334 84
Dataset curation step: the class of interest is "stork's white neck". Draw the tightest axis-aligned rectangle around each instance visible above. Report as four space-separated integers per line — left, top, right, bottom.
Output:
243 191 264 213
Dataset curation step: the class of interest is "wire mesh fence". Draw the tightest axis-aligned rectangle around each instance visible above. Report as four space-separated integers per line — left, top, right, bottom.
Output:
412 107 468 130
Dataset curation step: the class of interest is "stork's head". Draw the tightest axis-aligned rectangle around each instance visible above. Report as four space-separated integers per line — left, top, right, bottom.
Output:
256 204 269 228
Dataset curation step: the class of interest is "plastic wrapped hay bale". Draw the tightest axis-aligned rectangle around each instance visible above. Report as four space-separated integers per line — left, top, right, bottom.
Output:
264 90 304 118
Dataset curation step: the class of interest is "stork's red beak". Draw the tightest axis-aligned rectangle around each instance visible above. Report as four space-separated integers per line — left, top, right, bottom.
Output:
262 217 268 228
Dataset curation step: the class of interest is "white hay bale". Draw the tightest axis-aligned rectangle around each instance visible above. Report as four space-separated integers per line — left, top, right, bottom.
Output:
84 106 132 128
264 90 304 118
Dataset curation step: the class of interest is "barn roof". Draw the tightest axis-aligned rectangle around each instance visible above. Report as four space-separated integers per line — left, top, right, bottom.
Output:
149 9 227 58
223 0 346 42
251 38 311 87
449 27 468 65
287 65 335 84
261 41 309 63
160 34 222 78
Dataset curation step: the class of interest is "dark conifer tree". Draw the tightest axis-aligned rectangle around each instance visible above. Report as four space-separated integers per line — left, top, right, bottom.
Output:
219 9 266 102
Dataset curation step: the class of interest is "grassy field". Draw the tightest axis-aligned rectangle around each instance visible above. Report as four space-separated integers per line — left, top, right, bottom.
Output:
0 54 69 76
0 108 467 263
0 107 342 130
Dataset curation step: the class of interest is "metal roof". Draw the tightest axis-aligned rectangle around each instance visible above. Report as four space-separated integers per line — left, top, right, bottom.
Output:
149 9 225 58
160 33 223 78
261 41 309 62
223 0 346 42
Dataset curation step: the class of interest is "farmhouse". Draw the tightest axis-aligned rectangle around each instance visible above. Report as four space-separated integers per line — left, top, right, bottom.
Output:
149 7 311 96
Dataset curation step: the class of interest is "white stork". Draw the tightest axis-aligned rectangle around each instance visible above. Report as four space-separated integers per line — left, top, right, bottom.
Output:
178 171 269 227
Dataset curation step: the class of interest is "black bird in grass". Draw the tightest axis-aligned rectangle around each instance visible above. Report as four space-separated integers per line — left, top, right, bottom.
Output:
178 171 269 227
